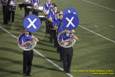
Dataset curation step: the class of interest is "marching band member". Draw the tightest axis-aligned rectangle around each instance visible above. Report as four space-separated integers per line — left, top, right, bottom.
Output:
43 0 52 16
1 0 8 24
43 0 52 33
45 3 58 44
56 11 64 61
23 0 32 17
18 31 39 76
31 0 40 16
49 3 59 47
61 30 79 73
7 0 16 23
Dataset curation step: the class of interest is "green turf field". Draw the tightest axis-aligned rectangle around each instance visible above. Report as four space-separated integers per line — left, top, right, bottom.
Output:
0 0 115 77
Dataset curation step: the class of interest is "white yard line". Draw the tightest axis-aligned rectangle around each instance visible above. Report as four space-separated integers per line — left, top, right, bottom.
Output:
0 26 17 39
0 25 73 77
79 25 115 44
81 0 115 13
78 0 115 43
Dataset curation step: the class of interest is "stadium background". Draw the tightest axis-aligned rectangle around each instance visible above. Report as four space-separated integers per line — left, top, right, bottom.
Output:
0 0 115 77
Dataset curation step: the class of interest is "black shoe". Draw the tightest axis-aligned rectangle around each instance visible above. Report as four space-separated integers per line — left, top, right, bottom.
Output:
23 73 31 76
64 70 70 73
3 22 8 25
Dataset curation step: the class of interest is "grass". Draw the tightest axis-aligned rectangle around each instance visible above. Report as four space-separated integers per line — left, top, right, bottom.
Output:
0 0 115 77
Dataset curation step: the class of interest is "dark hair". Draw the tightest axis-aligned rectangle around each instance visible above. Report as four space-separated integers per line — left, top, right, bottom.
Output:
24 31 32 35
29 32 32 35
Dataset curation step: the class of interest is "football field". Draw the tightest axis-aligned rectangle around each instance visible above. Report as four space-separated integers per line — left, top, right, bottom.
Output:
0 0 115 77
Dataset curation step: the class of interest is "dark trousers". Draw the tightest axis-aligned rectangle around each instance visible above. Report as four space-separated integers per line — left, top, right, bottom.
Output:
23 50 33 75
54 32 58 47
24 7 31 17
50 29 57 47
57 45 63 61
7 6 16 23
8 10 15 22
45 20 50 33
49 22 53 42
32 9 38 16
18 3 32 17
62 47 73 73
2 6 8 24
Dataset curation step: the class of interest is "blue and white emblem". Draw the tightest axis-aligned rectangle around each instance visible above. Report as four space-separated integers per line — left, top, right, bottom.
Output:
62 13 79 30
23 15 41 32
